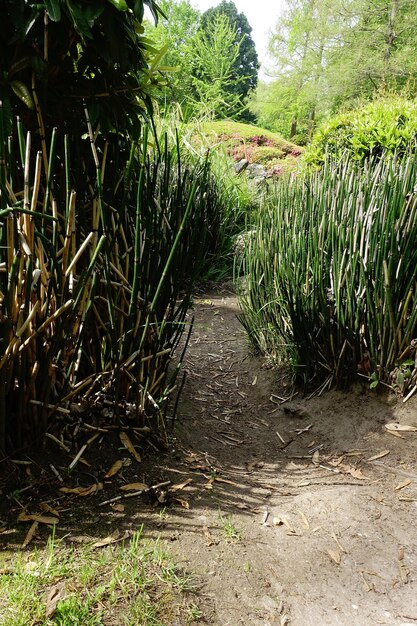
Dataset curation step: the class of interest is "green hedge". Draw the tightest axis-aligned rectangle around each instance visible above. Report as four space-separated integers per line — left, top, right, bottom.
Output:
304 96 417 166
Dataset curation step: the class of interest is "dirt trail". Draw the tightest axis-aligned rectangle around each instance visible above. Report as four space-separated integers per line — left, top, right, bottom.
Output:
152 291 417 626
1 290 417 626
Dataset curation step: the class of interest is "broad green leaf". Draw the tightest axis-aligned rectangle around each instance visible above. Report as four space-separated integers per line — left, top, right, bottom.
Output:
44 0 61 21
66 0 93 40
150 44 169 70
106 0 128 11
10 80 34 110
133 0 144 22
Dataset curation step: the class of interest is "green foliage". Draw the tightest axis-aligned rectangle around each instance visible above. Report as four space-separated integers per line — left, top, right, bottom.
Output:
1 0 165 138
200 120 302 175
153 111 255 281
237 152 417 390
201 121 299 154
200 1 259 121
250 146 285 165
188 13 245 119
146 0 259 121
0 112 220 451
253 0 417 143
146 0 200 107
249 79 312 144
304 96 417 165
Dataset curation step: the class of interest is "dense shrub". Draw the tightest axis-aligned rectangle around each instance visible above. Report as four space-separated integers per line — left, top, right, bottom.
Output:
304 96 417 166
0 113 221 452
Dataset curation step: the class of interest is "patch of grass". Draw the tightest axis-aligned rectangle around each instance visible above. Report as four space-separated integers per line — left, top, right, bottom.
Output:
0 528 201 626
199 120 302 178
201 120 300 154
251 146 285 164
186 603 204 622
218 510 242 542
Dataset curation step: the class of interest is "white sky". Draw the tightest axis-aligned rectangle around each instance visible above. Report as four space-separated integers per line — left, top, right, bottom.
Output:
190 0 288 78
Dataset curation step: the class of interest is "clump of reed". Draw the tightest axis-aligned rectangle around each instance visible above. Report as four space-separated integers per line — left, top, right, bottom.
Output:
155 106 255 281
0 106 218 452
237 152 417 393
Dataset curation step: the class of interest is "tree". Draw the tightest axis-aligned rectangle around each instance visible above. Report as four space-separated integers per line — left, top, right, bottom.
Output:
328 0 417 104
200 1 259 121
251 0 417 142
188 13 245 118
265 0 346 140
146 0 200 108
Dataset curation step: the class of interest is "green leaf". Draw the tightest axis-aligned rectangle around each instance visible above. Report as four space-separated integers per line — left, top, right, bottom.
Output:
10 81 35 110
150 44 169 70
106 0 128 11
44 0 61 21
133 0 144 22
66 0 93 40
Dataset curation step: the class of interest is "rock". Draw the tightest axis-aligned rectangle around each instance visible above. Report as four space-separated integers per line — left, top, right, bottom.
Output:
234 229 257 263
247 163 267 178
234 158 249 174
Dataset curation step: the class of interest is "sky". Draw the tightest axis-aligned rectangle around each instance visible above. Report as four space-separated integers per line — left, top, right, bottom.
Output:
190 0 288 78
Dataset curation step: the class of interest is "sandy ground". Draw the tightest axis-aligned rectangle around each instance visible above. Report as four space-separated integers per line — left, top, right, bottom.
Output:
152 291 417 626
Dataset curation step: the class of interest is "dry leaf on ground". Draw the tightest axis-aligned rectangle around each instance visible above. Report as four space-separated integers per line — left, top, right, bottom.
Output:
40 503 60 517
59 483 101 496
111 504 125 512
367 450 390 461
312 450 320 465
202 525 214 546
341 465 367 480
92 529 130 548
173 497 190 509
299 511 310 529
45 582 66 619
273 516 296 534
119 432 141 462
104 459 124 478
327 549 341 564
395 478 412 491
211 476 241 487
170 479 192 492
329 456 345 467
332 532 346 553
18 512 58 525
22 521 38 548
385 423 417 432
120 482 148 492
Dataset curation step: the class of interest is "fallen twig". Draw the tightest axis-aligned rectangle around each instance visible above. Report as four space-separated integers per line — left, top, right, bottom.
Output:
98 481 171 507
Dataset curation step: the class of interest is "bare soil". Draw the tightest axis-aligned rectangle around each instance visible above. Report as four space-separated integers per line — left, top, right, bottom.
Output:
158 291 417 626
1 289 417 626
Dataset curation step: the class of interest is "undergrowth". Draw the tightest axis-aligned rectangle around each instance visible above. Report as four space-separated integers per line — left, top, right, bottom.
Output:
0 528 201 625
237 151 417 391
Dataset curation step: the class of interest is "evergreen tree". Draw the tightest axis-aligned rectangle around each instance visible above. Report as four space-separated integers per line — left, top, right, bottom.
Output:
200 1 259 121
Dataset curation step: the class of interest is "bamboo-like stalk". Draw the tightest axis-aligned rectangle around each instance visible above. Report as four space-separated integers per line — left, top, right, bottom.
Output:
238 150 417 391
0 112 219 451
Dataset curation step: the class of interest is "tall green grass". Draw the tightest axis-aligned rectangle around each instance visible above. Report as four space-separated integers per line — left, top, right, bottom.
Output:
0 106 218 452
155 107 255 280
237 153 417 390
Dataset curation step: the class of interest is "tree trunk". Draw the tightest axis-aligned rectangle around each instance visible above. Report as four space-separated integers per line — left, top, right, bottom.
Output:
384 0 399 65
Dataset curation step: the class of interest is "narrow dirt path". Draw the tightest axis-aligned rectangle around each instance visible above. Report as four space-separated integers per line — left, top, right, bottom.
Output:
1 290 416 626
151 291 417 626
